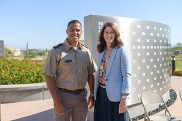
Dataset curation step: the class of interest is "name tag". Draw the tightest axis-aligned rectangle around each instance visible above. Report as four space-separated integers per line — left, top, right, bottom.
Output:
65 60 72 63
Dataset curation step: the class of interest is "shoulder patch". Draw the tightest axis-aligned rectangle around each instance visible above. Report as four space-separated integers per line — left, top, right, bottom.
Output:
81 43 88 48
53 43 63 49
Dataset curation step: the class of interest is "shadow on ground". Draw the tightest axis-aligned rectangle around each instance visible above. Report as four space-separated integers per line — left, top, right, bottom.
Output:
12 109 54 121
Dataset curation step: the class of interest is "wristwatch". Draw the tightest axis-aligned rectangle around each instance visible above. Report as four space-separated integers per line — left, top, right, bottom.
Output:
90 93 94 97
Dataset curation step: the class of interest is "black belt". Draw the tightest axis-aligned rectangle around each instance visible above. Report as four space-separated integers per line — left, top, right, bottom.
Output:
57 88 84 95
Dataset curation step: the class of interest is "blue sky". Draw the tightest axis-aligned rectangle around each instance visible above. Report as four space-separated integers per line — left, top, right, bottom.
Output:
0 0 181 49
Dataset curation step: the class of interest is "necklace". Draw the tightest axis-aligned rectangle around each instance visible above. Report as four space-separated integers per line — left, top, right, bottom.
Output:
105 49 112 59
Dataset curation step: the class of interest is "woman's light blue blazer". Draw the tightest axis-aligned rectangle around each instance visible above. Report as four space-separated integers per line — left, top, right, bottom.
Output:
94 46 131 102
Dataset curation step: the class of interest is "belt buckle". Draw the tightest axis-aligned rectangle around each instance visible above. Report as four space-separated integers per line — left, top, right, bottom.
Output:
100 85 106 88
76 89 84 94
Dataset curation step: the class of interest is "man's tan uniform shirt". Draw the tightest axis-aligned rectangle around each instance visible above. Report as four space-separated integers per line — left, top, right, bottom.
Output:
42 40 97 90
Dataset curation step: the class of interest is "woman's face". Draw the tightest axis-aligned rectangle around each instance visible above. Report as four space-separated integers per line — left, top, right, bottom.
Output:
103 26 115 45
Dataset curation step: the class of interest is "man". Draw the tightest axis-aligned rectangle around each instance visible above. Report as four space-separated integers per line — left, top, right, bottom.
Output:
42 20 97 121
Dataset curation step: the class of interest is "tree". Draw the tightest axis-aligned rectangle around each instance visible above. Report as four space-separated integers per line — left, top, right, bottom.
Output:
4 46 13 57
171 42 182 53
176 43 182 47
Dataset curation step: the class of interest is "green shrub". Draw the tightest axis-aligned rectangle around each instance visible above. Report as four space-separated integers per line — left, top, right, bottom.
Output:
173 69 182 76
4 47 13 57
0 58 45 85
175 55 182 70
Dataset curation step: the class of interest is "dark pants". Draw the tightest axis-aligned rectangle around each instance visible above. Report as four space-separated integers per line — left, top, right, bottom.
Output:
55 89 88 121
94 86 125 121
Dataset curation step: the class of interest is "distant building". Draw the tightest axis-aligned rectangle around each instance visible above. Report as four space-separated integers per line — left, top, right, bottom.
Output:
12 49 21 57
0 40 4 56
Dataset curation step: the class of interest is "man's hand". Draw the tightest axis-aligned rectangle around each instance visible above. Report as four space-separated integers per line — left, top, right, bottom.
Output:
54 100 64 115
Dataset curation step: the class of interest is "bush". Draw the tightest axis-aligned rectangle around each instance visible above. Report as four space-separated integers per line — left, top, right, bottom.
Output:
4 47 13 57
175 54 182 70
173 69 182 76
0 58 45 85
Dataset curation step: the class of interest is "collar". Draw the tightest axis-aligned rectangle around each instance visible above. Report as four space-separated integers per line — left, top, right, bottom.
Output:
64 39 83 51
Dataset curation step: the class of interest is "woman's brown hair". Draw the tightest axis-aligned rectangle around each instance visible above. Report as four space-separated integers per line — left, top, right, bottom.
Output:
97 22 124 53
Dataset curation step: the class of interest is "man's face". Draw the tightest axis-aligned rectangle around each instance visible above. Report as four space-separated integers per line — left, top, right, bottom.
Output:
66 23 82 43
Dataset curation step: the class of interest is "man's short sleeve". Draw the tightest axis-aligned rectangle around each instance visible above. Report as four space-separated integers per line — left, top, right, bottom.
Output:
42 49 57 77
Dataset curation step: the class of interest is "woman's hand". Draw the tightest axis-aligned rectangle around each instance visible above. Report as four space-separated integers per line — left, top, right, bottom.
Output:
118 99 127 114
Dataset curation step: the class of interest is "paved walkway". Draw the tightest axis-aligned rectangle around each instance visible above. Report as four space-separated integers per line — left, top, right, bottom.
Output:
0 99 54 121
0 76 182 121
168 76 182 119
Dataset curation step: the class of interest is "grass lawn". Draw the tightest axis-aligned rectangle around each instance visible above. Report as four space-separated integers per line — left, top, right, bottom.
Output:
175 54 182 70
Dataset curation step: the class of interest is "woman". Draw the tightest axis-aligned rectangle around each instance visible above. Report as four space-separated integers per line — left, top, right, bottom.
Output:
94 22 131 121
